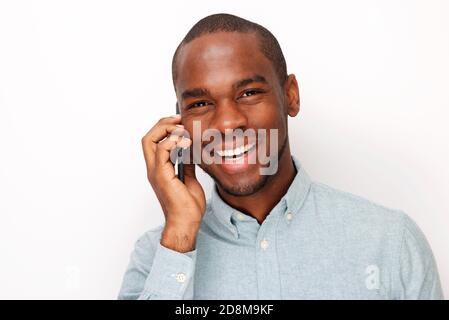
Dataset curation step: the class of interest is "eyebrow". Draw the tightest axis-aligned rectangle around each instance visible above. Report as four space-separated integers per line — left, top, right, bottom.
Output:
181 88 210 101
180 74 268 101
233 74 268 89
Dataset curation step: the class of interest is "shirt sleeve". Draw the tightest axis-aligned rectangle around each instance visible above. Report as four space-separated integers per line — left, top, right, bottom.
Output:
395 214 444 300
118 229 196 300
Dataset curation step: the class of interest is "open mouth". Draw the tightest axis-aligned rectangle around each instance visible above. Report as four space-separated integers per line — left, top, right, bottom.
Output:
215 142 257 160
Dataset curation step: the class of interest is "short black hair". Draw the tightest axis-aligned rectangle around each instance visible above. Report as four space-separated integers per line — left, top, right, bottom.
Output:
171 13 288 88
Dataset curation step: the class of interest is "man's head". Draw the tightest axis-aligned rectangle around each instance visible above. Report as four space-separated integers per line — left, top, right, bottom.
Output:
172 13 300 196
172 13 288 88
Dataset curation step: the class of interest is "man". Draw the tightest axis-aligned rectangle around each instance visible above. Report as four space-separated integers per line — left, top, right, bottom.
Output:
118 13 443 299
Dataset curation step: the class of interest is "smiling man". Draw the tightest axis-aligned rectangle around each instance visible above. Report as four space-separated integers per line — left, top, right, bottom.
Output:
118 14 443 300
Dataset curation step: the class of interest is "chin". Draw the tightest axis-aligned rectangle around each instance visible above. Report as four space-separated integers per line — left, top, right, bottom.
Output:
215 171 270 197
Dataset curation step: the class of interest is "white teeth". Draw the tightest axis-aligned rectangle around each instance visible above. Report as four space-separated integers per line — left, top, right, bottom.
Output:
216 142 256 157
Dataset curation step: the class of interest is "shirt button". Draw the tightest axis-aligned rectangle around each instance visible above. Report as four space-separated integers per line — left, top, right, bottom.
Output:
237 213 245 221
286 212 293 221
175 273 186 283
260 239 269 250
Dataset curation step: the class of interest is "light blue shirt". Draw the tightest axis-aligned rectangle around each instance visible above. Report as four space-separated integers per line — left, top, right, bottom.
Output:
118 156 443 299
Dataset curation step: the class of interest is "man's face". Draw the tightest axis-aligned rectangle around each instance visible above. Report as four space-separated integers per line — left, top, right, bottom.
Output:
174 31 293 196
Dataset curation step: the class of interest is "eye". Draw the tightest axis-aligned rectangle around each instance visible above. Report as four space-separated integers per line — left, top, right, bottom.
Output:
240 89 263 98
187 101 210 109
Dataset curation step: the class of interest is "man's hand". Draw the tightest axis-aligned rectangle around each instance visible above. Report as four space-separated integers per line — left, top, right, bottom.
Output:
141 115 206 253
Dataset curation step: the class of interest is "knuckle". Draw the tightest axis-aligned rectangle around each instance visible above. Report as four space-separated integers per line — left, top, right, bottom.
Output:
158 116 169 124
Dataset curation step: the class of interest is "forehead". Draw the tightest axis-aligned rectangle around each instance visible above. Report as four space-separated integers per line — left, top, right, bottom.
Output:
174 32 277 94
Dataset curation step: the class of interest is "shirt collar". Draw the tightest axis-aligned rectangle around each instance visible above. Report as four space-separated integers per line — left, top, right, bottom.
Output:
209 155 312 238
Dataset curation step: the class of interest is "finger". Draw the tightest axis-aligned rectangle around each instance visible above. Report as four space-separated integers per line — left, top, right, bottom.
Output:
142 124 185 165
156 135 192 167
157 114 182 125
142 114 182 144
144 120 184 145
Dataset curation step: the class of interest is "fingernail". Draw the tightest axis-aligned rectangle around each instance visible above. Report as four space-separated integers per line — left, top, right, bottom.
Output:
175 124 184 128
171 114 181 118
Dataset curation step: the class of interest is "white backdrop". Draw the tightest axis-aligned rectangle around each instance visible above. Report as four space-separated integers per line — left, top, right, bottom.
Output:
0 0 447 299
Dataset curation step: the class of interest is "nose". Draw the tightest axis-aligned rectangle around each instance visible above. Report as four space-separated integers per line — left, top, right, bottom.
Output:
209 99 248 134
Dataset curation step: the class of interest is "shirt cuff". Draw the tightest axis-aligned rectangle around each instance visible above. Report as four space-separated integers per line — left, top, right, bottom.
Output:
139 242 197 299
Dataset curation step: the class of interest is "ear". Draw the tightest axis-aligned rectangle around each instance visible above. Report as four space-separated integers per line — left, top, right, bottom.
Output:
284 74 300 117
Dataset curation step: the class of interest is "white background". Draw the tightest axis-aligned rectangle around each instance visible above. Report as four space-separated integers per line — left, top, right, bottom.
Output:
0 0 447 299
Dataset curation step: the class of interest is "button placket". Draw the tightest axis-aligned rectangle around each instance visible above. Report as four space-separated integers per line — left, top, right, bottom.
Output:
255 211 282 299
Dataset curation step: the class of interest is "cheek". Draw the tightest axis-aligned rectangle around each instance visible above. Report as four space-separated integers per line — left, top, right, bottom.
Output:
246 101 284 130
248 103 287 149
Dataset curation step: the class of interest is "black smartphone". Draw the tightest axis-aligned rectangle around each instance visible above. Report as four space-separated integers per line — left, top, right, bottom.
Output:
175 103 184 183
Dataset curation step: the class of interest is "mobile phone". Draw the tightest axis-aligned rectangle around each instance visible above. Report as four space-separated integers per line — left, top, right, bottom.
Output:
175 103 184 183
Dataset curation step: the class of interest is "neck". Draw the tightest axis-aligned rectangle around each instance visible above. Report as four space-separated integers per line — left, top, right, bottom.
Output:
217 145 297 224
